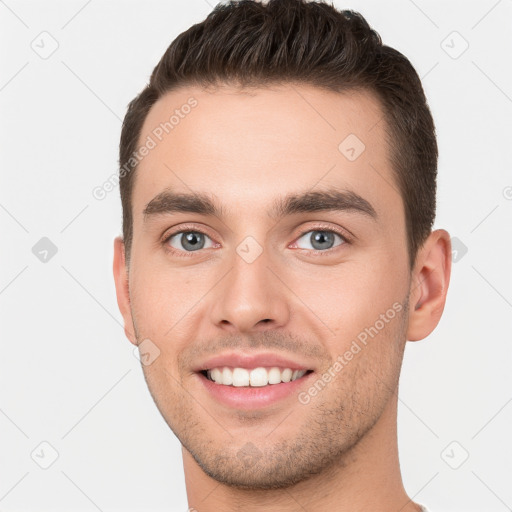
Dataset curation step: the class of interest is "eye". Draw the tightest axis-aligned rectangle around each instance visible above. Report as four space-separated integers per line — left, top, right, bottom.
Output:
166 231 216 252
293 229 346 251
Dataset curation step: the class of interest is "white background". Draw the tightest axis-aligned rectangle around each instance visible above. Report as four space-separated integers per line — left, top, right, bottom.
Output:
1 1 511 511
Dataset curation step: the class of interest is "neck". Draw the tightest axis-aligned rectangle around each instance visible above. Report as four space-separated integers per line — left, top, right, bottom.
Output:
183 392 421 512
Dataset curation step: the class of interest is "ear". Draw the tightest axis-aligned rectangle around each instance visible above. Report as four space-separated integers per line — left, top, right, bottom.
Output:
113 236 137 345
407 229 452 341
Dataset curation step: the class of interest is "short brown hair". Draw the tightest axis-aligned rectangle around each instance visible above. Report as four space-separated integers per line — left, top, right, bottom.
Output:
119 0 437 268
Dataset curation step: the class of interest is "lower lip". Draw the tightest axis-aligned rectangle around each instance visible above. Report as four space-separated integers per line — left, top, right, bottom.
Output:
196 371 314 410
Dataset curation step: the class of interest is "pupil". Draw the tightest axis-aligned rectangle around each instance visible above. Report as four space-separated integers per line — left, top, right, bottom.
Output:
183 232 204 251
312 231 334 250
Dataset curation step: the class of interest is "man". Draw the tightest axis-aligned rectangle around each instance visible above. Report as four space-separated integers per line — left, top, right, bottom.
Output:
113 1 451 510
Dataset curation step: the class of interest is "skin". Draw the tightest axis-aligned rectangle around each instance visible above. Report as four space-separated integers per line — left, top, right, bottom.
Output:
113 83 451 511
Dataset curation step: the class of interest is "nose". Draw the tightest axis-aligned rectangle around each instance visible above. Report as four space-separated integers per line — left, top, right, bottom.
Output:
209 246 290 333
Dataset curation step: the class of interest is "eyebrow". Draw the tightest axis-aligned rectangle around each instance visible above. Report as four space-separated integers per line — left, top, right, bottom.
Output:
142 188 377 222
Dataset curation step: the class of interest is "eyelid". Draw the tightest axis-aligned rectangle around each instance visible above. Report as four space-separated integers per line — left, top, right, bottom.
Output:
161 223 217 244
292 222 352 245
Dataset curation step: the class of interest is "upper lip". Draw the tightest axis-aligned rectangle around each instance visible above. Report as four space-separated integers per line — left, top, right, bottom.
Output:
193 351 315 372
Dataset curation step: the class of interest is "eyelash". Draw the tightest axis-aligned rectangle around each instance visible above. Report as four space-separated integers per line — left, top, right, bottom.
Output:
161 223 351 258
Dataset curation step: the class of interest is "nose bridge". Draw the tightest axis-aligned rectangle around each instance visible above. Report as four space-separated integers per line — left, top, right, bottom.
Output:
210 237 289 332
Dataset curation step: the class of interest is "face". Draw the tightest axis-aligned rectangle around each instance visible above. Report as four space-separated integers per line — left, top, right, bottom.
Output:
116 83 415 489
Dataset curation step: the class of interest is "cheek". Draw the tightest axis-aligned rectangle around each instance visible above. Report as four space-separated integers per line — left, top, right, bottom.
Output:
129 258 216 351
129 260 187 336
293 256 406 343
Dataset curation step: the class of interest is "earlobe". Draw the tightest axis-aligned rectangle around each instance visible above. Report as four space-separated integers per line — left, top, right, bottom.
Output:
113 236 137 345
406 229 452 341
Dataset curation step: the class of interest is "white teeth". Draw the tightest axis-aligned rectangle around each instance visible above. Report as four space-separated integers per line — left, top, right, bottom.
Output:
210 368 222 383
205 366 308 386
268 367 282 384
281 368 293 383
222 366 233 385
249 367 268 387
232 368 250 387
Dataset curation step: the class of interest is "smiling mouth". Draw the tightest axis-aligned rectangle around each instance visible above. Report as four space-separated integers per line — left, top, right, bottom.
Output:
200 366 314 387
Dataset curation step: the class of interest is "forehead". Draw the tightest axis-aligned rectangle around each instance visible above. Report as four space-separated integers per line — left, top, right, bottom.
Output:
132 83 399 226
